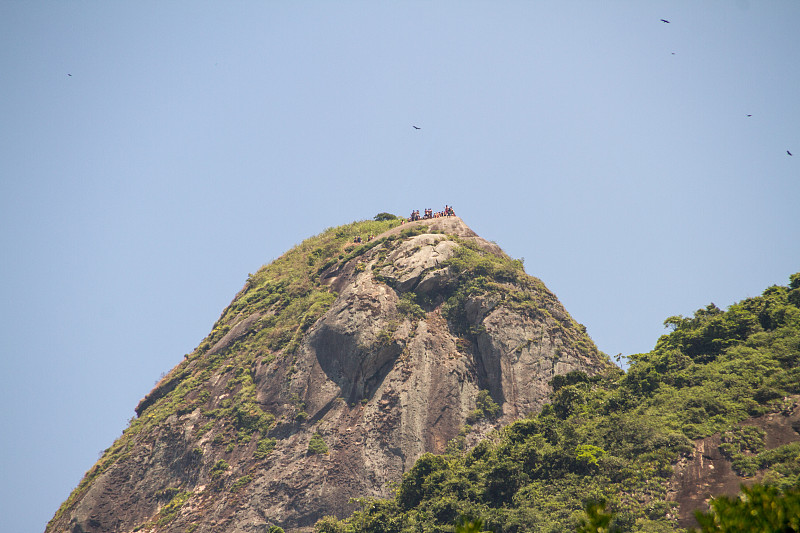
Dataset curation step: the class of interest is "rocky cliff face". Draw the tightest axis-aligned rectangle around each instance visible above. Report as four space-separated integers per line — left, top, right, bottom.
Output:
47 216 611 533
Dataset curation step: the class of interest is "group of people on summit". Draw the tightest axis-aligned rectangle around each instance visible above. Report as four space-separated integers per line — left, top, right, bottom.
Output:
408 205 456 221
352 205 456 243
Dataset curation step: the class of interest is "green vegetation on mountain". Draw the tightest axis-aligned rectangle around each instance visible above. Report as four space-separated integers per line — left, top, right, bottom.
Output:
438 240 532 332
308 432 330 455
316 273 800 533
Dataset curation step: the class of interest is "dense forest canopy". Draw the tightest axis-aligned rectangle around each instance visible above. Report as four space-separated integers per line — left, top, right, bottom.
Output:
316 273 800 532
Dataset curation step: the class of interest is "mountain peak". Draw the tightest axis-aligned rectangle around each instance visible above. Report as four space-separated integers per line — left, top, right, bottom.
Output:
48 215 610 533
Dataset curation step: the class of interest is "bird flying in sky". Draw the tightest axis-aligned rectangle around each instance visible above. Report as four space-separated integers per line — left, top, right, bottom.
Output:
788 150 793 156
413 126 421 130
661 19 670 23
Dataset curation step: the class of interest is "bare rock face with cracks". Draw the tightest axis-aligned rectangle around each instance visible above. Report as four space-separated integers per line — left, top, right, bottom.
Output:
47 216 611 533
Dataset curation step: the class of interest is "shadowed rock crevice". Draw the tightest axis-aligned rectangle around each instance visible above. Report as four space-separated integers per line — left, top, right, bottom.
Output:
310 320 404 405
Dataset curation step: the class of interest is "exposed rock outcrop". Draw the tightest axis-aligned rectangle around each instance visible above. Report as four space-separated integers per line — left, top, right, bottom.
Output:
669 397 800 529
47 217 610 533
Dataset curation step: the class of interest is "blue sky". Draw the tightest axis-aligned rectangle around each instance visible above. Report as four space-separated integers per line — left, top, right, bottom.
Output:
1 2 798 531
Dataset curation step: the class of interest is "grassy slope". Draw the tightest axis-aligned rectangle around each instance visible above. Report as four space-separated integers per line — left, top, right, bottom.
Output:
316 274 800 533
